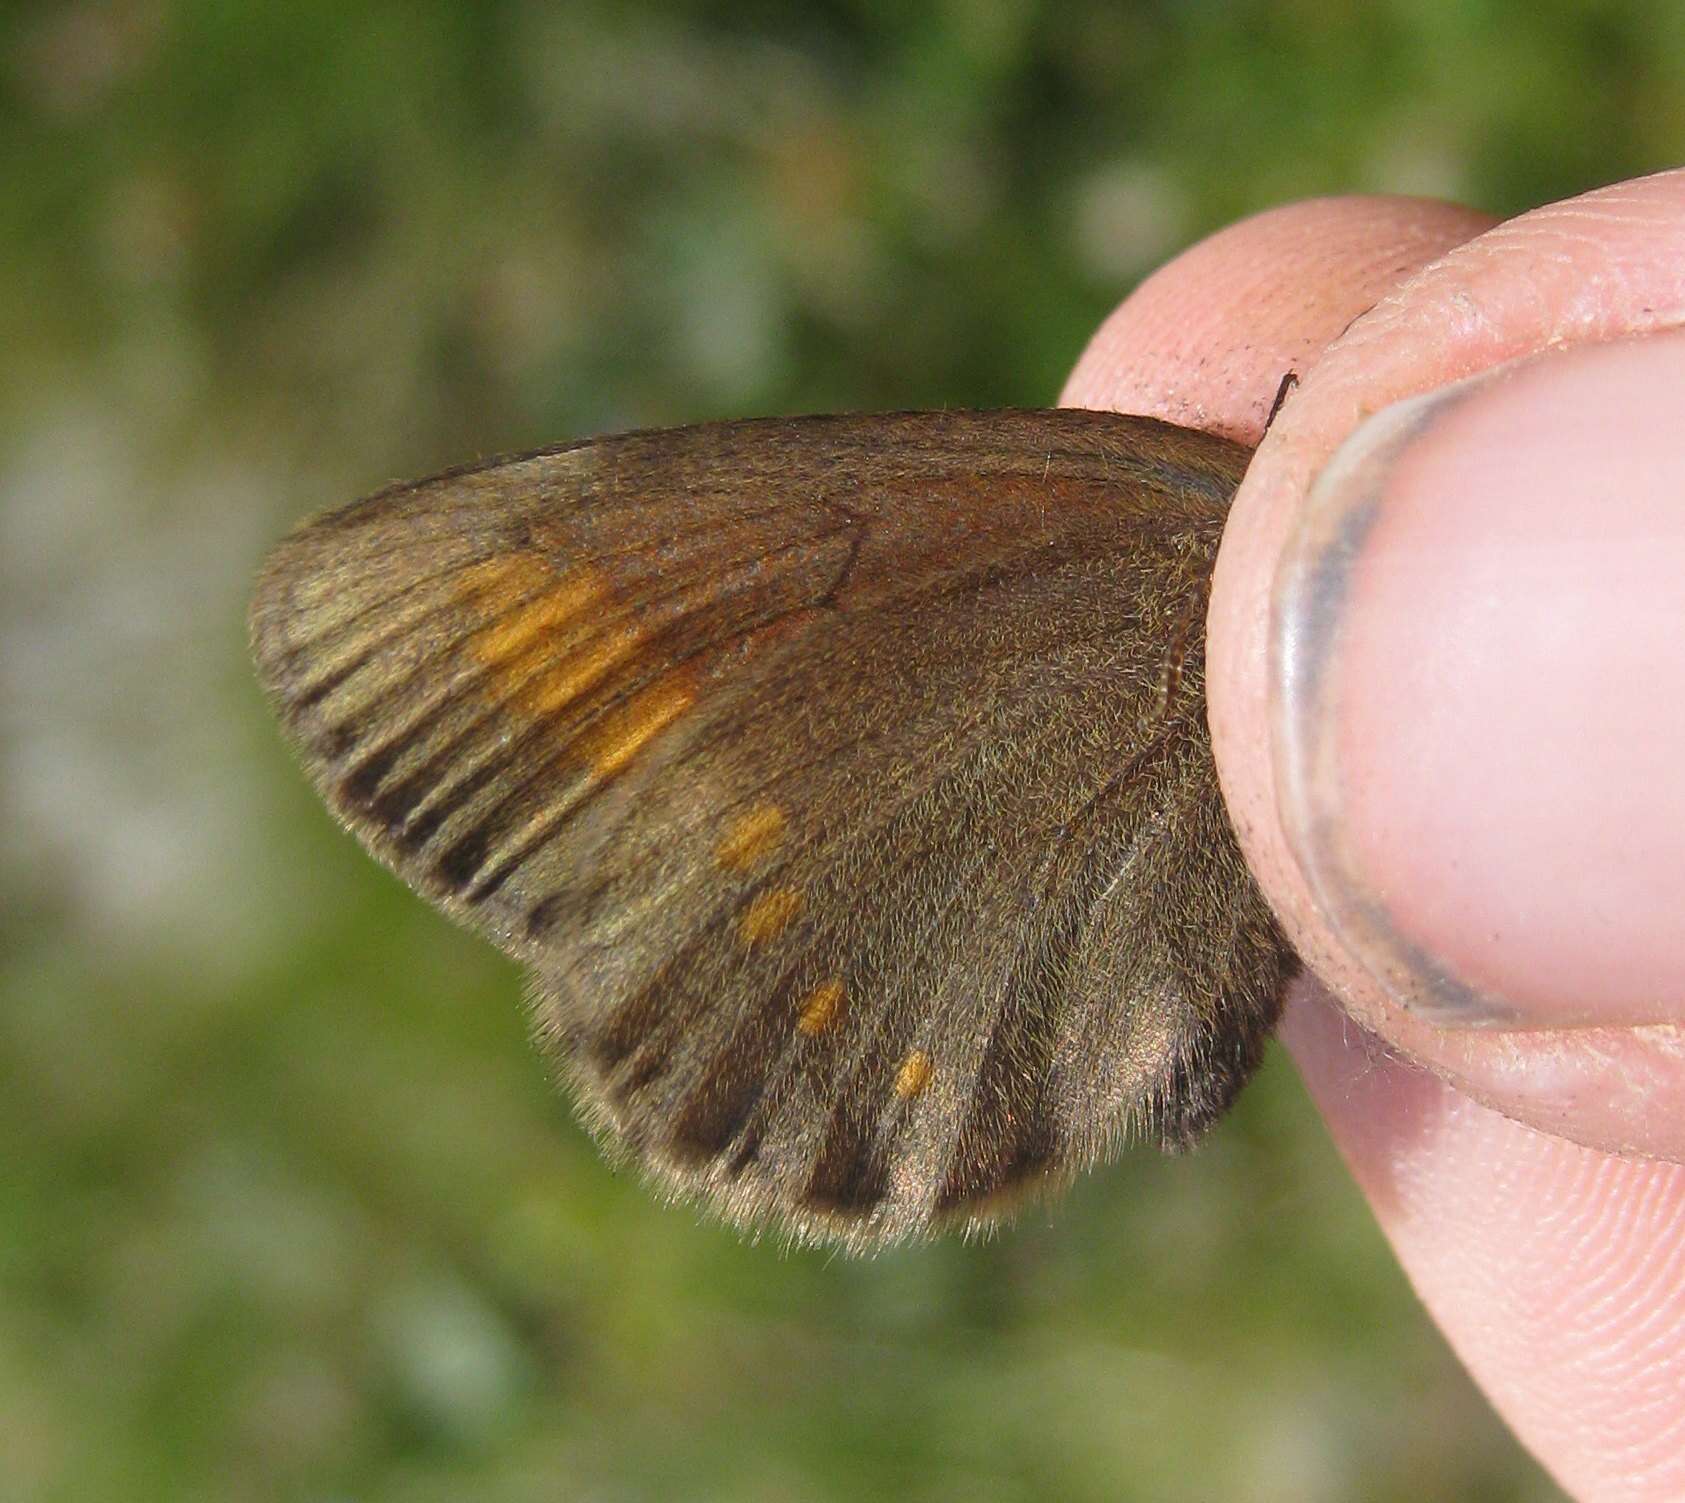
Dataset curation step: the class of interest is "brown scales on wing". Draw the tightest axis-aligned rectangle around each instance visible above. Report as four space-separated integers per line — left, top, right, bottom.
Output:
251 410 1300 1249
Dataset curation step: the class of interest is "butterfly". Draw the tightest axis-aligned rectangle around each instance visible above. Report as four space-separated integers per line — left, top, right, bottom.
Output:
249 408 1299 1249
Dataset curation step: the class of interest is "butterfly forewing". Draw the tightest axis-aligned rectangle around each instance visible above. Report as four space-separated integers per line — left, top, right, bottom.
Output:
251 409 1296 1248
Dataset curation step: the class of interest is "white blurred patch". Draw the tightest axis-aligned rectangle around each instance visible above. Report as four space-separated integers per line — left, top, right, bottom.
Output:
372 1274 533 1441
1 389 314 990
1069 160 1190 285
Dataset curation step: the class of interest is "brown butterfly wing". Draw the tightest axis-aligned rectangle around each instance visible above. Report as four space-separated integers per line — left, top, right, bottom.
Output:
250 409 1296 1248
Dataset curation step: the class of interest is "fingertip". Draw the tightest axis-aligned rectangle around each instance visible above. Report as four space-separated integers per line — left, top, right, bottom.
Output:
1060 194 1495 441
1211 170 1685 1156
1273 333 1685 1031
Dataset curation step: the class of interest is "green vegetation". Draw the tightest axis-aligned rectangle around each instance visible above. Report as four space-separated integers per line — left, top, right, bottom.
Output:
8 3 1677 1497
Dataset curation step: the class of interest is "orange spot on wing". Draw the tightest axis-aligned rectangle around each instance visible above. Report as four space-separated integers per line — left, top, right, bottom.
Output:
463 559 609 665
717 804 787 872
518 626 645 717
738 887 803 946
579 672 697 777
894 1050 933 1099
796 979 843 1036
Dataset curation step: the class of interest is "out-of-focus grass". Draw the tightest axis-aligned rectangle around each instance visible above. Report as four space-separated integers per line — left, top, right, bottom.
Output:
4 3 1677 1499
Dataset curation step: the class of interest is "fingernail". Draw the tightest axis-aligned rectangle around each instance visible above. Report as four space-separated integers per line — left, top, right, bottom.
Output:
1271 332 1685 1029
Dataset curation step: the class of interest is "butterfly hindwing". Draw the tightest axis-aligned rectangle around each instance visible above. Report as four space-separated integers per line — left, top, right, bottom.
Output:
250 409 1295 1248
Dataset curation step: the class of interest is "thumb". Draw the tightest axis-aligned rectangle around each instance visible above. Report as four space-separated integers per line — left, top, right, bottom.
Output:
1209 171 1685 1159
1273 330 1685 1032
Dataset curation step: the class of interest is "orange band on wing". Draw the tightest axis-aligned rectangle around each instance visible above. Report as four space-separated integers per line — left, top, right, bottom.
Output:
796 979 844 1035
518 626 646 718
461 557 609 665
894 1050 933 1099
738 886 803 946
578 672 697 777
717 804 787 872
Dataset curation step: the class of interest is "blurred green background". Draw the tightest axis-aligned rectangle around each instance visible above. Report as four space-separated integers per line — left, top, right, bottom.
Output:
5 3 1681 1499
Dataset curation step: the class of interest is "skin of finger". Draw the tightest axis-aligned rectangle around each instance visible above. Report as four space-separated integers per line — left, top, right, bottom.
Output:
1284 991 1685 1503
1060 194 1494 443
1064 193 1685 1501
1205 169 1685 1160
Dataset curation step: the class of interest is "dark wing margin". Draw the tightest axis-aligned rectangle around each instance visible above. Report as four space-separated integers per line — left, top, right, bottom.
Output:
250 409 1297 1249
